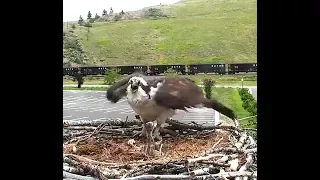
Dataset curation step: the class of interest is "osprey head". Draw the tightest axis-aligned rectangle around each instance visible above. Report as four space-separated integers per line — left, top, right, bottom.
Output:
128 77 148 92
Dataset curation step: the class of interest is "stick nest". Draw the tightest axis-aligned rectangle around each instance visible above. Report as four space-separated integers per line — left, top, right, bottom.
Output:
63 118 257 180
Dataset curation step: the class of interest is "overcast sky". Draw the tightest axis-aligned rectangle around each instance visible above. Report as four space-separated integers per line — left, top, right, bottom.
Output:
63 0 181 22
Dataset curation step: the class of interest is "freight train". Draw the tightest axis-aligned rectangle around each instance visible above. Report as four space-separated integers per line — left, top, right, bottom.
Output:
63 63 257 76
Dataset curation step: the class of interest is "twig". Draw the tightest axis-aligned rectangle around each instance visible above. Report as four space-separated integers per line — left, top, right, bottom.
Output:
64 154 119 166
63 165 84 175
235 153 255 180
64 119 142 127
114 171 256 180
211 136 223 149
235 133 248 149
187 154 224 164
189 166 219 176
76 123 107 144
200 161 230 167
216 154 238 164
63 171 98 180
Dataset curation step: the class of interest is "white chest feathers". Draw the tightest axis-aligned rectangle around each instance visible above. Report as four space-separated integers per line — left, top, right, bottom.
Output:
126 86 152 114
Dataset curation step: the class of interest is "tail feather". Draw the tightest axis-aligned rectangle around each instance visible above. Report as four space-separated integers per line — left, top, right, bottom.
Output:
202 99 237 120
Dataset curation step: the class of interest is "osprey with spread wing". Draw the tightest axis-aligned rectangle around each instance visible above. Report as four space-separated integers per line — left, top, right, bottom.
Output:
106 73 237 142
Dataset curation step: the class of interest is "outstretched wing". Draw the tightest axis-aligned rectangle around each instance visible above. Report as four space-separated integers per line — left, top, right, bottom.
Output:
153 76 237 120
153 77 205 111
106 72 142 103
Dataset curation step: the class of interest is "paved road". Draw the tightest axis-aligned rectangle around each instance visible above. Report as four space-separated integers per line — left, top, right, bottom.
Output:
63 91 220 126
250 88 257 100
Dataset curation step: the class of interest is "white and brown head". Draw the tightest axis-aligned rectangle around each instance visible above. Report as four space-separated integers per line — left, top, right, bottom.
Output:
128 77 148 92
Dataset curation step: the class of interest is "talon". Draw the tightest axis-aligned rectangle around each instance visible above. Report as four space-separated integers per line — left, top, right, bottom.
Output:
133 131 146 138
133 125 147 137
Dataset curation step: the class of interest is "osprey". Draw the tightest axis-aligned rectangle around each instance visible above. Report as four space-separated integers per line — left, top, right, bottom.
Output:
106 73 237 142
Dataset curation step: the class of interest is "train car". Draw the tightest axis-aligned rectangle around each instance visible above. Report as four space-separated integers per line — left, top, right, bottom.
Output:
62 62 257 76
189 64 226 74
115 65 148 75
185 65 197 75
168 65 186 75
147 65 168 75
132 65 148 74
63 67 77 76
228 63 257 74
80 66 108 75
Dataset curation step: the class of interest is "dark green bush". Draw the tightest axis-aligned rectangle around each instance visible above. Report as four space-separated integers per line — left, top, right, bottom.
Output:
104 68 121 85
203 78 216 99
238 88 257 129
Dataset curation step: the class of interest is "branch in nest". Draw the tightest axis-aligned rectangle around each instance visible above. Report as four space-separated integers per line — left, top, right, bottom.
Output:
65 126 99 130
205 147 257 155
63 165 85 175
235 133 248 149
160 128 179 137
247 135 256 146
96 134 134 139
189 166 220 176
216 154 238 164
64 156 79 167
63 119 142 127
200 161 230 167
186 154 225 164
117 171 256 180
165 119 217 131
64 155 111 179
235 153 255 180
63 171 98 180
64 154 120 167
215 125 242 132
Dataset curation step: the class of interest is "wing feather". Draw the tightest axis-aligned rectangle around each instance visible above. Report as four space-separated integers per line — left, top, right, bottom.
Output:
106 72 142 103
153 76 237 120
154 77 205 110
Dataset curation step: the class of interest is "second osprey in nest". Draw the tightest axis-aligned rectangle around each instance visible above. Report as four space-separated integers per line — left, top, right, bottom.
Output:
106 73 237 142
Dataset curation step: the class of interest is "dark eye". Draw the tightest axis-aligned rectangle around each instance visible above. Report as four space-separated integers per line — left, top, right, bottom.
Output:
137 81 140 85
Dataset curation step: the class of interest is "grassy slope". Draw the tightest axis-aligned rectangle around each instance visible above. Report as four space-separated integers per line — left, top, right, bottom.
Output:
73 0 256 66
211 87 249 119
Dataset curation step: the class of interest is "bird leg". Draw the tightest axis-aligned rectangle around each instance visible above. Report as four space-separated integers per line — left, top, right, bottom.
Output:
153 126 162 142
133 124 147 137
153 117 166 142
144 122 155 155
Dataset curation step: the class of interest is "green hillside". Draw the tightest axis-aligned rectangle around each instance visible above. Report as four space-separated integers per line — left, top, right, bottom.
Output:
64 0 256 66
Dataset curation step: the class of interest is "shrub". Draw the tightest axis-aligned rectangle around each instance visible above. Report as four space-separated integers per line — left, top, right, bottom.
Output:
164 68 181 77
104 68 121 85
238 88 257 129
202 78 216 99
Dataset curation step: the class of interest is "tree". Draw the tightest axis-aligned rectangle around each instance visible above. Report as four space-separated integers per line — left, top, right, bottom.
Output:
102 9 107 16
84 22 92 41
120 10 125 15
95 13 100 19
113 14 122 21
87 11 92 19
71 24 76 29
78 15 84 25
110 7 114 14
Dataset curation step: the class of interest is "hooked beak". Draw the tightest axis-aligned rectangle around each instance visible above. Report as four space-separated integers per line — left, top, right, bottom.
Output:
131 84 138 90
